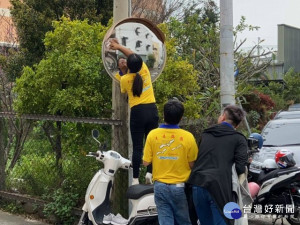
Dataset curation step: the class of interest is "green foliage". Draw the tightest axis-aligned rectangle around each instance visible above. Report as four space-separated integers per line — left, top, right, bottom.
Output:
246 110 261 129
154 24 199 119
0 49 26 81
43 187 78 225
283 69 300 104
10 0 113 69
233 16 260 36
6 153 59 195
146 54 156 68
0 200 24 214
6 122 102 202
14 18 111 117
256 69 300 112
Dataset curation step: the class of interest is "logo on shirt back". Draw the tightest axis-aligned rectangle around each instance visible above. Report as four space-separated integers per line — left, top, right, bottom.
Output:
156 139 182 160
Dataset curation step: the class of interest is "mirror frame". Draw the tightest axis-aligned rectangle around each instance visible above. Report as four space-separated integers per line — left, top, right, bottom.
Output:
102 17 167 83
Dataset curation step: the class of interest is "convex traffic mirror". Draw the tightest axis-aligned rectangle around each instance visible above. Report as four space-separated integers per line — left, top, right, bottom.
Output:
102 18 166 83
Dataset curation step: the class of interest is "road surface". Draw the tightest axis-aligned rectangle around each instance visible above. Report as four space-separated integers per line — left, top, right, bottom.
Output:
248 214 290 225
0 210 49 225
0 210 293 225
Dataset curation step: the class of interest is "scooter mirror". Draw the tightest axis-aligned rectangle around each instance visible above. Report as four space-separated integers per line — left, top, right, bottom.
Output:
247 137 259 150
92 129 100 139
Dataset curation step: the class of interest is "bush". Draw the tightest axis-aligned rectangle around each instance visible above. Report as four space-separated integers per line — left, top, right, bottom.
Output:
6 153 59 195
43 187 78 225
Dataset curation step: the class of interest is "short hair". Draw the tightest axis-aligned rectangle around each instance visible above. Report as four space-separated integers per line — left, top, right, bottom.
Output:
117 56 126 65
164 99 184 125
223 105 246 127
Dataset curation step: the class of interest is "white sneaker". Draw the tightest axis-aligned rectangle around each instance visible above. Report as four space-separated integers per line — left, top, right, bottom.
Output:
145 172 153 184
131 178 139 185
103 213 114 224
111 213 128 225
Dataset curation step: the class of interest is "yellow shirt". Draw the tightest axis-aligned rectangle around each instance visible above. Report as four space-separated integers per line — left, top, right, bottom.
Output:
143 125 198 184
120 63 155 108
115 72 121 82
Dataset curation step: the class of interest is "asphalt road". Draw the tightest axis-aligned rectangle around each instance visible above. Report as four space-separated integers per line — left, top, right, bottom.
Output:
248 214 290 225
0 210 49 225
0 210 294 225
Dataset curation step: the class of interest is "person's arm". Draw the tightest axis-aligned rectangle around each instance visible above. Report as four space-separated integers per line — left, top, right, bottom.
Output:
188 161 195 169
234 136 248 175
142 132 153 167
143 161 151 166
109 39 134 57
188 134 199 169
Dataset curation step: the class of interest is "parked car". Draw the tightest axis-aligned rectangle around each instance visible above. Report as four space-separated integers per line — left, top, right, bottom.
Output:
249 118 300 182
274 110 300 119
289 103 300 111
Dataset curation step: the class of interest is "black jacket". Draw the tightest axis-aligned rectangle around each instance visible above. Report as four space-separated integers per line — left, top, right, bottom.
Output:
188 123 248 225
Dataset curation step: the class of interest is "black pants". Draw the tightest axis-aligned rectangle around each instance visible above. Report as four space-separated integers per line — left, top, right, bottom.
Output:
130 103 159 178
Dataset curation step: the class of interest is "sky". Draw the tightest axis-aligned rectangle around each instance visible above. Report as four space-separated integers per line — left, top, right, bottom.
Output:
232 0 300 48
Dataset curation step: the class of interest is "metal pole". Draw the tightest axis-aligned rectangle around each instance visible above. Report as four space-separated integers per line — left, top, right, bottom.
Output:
220 0 235 109
112 0 131 217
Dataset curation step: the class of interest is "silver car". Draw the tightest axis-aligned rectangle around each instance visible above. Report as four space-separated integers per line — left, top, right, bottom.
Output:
249 118 300 181
274 110 300 120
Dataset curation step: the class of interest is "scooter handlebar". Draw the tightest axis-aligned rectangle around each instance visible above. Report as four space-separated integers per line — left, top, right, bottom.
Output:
87 152 99 157
120 158 131 170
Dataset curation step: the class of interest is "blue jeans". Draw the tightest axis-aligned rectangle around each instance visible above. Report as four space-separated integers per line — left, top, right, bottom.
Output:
154 181 191 225
192 185 227 225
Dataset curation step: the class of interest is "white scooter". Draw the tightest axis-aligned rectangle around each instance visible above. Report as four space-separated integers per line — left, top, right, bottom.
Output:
78 130 158 225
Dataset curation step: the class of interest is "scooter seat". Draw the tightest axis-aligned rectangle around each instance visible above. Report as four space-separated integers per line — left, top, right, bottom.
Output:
127 184 154 200
257 166 300 185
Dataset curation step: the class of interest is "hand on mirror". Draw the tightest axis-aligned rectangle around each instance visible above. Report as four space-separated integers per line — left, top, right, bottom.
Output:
109 38 120 50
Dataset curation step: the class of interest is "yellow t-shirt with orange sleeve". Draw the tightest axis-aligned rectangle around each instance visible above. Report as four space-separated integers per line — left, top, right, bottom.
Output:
143 124 199 184
120 62 155 108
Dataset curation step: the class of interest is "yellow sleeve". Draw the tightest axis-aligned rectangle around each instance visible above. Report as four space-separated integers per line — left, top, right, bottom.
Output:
115 72 121 82
187 134 198 162
143 132 153 163
120 76 126 93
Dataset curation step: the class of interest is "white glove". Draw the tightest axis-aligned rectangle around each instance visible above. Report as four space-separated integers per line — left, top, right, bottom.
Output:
145 172 153 184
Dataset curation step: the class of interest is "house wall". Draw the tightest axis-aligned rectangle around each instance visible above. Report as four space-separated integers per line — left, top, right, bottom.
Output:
0 0 17 47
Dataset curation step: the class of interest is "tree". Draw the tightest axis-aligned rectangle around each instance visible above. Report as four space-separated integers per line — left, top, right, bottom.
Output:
165 1 272 122
131 0 185 24
0 13 32 190
9 0 113 77
13 18 111 175
154 24 199 119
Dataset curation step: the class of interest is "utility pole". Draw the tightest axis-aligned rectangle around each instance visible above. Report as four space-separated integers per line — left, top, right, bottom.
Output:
220 0 235 108
112 0 130 216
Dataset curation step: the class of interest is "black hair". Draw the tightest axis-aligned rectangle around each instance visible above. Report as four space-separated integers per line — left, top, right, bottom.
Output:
127 54 143 97
223 105 246 127
164 99 184 125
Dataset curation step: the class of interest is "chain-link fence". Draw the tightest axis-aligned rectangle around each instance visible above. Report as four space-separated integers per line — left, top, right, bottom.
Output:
0 113 130 222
